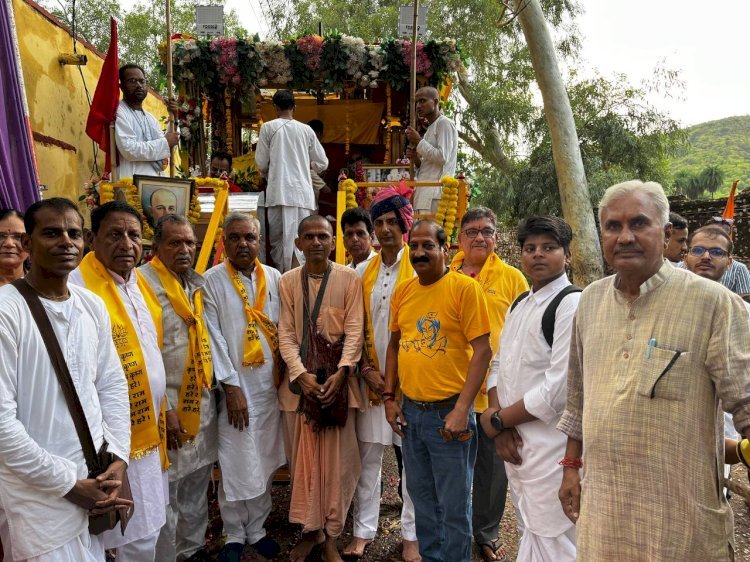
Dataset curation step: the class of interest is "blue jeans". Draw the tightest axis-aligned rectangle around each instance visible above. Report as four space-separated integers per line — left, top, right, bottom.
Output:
402 398 478 562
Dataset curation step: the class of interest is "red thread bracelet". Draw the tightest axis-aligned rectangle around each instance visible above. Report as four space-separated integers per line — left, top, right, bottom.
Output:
558 457 583 469
382 396 395 404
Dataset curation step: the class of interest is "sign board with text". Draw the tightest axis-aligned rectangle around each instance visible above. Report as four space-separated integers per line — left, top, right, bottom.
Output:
195 5 224 37
398 5 427 38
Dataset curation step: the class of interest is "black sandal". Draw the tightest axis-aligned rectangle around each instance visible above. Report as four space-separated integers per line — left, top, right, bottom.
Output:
477 539 508 562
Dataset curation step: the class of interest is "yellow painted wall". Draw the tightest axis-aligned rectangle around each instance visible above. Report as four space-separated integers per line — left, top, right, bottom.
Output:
12 0 168 203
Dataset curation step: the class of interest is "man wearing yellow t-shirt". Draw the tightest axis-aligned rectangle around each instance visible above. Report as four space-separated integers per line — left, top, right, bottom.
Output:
450 207 528 562
384 220 493 562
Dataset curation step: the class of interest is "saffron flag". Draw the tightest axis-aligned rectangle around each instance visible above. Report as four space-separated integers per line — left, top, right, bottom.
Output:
85 18 119 174
723 179 740 220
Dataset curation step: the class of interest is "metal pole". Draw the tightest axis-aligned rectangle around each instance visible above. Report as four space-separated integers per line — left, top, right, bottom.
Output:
166 0 175 177
409 0 419 180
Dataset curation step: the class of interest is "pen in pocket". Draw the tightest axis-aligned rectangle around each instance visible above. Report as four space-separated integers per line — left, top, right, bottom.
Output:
645 338 657 359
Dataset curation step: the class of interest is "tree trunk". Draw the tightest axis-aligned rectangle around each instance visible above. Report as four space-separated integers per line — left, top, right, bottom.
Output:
515 0 603 285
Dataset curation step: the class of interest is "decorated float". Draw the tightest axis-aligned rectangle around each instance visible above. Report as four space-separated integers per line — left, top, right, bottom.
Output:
84 32 470 268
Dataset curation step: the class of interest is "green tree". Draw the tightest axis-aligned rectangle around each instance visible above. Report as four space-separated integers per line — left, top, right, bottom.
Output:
699 165 724 198
43 0 247 90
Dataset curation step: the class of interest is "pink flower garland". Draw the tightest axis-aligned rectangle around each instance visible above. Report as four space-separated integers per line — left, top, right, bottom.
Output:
400 40 432 77
210 38 241 86
296 35 324 72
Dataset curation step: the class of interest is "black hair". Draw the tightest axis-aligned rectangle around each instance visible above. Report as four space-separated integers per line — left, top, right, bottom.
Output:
308 119 324 136
410 219 447 247
460 206 497 229
340 207 373 235
23 198 82 235
669 212 688 231
688 225 733 255
516 216 573 253
119 63 146 83
0 208 24 222
153 214 193 246
211 150 233 169
297 214 332 237
90 201 142 234
272 89 295 111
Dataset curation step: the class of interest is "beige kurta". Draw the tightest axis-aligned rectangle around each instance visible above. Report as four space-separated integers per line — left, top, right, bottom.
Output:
278 262 364 536
558 261 750 560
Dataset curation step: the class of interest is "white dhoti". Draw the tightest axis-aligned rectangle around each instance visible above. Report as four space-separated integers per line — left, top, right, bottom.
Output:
218 475 274 545
265 206 311 272
412 186 442 217
6 531 104 562
113 530 160 562
516 525 576 562
154 463 213 560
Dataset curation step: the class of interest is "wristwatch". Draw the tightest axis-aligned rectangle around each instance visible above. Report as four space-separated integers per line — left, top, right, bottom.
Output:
490 410 505 432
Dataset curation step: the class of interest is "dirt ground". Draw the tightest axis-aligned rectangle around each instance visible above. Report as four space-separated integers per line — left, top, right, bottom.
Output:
204 449 750 562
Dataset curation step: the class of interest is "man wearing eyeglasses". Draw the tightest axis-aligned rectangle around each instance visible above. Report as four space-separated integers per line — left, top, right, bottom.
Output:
450 207 527 562
115 64 180 179
706 217 750 294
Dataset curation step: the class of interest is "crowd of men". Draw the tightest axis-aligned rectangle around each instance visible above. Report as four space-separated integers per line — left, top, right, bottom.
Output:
1 61 749 562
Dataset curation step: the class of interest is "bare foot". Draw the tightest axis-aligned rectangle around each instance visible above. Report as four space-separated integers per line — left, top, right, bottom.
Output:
402 539 422 562
290 530 325 562
322 534 344 562
342 536 373 558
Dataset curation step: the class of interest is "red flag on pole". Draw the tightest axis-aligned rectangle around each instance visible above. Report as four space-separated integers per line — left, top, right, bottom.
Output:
85 18 119 174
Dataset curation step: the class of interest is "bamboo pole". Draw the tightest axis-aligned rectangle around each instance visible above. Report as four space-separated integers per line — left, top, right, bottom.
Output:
408 0 419 181
165 0 175 177
109 124 118 181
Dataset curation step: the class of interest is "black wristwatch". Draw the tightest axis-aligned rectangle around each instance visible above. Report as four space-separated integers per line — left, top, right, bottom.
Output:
490 410 505 432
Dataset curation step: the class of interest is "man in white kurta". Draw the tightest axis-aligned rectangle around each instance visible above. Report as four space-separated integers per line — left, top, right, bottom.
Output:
139 216 218 561
255 89 328 272
345 187 419 561
115 64 178 179
405 87 457 216
0 199 131 562
202 213 285 559
69 202 168 561
486 275 579 560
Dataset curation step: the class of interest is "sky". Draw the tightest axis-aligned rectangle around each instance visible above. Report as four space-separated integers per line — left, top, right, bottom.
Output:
134 0 750 127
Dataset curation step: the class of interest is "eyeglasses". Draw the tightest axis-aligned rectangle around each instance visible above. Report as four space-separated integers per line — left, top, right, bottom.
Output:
125 78 147 86
688 246 729 259
0 232 23 243
461 228 495 239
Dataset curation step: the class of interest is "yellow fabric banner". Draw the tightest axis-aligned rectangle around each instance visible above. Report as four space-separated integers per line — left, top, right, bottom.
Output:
149 256 213 440
79 253 169 469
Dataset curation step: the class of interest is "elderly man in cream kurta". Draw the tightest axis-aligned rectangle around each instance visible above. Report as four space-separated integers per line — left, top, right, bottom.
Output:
139 216 218 562
558 180 750 561
203 213 284 560
69 201 168 561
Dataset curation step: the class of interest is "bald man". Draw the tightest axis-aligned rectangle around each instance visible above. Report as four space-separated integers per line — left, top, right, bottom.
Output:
405 86 458 216
149 189 178 223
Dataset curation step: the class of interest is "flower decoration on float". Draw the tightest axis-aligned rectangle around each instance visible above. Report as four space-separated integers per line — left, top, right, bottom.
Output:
192 176 229 242
435 175 459 239
99 178 154 240
339 179 359 210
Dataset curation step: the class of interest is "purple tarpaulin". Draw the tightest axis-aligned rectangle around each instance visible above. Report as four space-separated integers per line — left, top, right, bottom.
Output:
0 0 40 211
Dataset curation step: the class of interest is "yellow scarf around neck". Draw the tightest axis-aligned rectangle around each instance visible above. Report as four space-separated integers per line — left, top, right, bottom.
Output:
450 250 503 292
225 259 282 386
79 252 169 469
361 246 414 403
149 256 213 441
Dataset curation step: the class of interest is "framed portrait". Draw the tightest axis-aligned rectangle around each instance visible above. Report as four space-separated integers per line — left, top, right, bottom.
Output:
361 164 411 183
133 175 194 226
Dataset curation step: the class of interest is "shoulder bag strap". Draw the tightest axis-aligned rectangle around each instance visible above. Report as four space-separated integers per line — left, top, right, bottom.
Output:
300 264 332 360
509 290 530 314
11 279 99 472
541 285 582 347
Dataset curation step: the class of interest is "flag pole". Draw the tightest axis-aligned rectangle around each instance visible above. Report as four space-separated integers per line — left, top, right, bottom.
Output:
166 0 175 177
408 0 419 181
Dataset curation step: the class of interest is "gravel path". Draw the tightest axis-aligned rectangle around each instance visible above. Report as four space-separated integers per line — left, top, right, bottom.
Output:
206 450 749 561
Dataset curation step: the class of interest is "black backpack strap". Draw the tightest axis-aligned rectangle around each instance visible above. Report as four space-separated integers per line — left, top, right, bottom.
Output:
509 290 530 314
541 285 582 347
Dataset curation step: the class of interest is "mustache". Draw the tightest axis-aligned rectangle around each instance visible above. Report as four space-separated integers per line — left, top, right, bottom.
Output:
411 256 430 264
